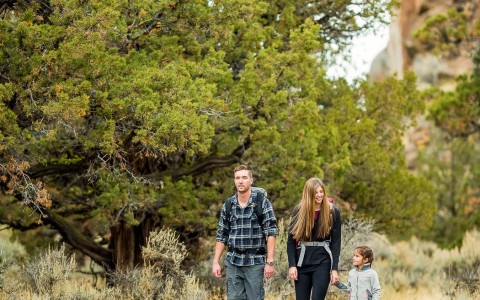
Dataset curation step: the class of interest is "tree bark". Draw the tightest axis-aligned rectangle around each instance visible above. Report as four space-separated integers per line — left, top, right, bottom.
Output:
109 217 155 270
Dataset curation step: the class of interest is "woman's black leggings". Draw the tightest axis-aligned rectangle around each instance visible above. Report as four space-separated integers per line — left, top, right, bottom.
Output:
294 263 331 300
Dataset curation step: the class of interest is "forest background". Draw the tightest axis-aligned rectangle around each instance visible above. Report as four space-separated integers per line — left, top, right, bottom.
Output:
0 0 478 299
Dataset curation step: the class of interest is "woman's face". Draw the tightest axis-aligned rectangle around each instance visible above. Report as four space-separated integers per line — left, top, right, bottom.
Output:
314 185 325 206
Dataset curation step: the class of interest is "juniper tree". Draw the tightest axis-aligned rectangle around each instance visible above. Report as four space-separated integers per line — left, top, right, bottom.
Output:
0 0 433 273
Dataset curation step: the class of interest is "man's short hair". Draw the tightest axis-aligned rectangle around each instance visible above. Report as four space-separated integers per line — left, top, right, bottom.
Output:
234 164 253 177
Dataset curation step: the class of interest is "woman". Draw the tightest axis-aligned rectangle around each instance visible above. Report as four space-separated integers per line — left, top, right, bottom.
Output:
287 178 341 300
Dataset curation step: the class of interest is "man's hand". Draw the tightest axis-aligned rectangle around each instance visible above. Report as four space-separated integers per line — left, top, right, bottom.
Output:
212 262 222 278
264 264 275 278
212 242 225 278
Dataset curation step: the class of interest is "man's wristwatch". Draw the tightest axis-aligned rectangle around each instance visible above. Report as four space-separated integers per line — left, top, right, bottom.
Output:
266 260 274 266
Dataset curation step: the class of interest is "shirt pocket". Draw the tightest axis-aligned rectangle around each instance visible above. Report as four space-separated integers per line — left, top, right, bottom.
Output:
242 207 255 225
231 207 254 229
249 209 265 237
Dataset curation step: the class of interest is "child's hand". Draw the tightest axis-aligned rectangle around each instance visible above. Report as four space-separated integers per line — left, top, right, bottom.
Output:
288 266 298 281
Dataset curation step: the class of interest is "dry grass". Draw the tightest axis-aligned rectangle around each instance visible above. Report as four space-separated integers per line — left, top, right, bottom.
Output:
0 223 478 299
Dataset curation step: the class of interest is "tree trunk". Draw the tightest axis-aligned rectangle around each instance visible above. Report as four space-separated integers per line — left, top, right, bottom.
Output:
109 217 155 270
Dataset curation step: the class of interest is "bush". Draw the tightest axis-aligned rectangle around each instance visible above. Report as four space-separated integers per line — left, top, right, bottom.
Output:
264 219 295 299
2 226 478 299
443 230 480 297
0 228 27 290
0 229 27 263
375 229 480 299
110 227 210 300
338 215 376 271
0 227 211 300
23 244 75 295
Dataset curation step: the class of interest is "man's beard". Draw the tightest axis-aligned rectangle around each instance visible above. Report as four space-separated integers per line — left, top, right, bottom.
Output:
237 186 249 193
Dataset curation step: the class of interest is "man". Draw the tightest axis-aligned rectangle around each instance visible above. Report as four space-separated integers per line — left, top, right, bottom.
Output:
212 164 278 300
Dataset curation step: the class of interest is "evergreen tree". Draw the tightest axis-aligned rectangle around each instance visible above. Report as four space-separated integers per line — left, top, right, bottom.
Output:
413 8 480 248
0 0 432 272
417 50 480 248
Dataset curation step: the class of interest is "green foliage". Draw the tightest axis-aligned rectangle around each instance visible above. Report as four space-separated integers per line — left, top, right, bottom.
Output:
0 83 20 151
416 49 480 248
427 49 480 138
414 5 480 57
158 177 218 236
0 0 433 269
321 73 435 236
417 133 480 248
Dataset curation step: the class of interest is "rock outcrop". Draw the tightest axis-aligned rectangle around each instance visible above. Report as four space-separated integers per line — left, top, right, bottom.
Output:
369 0 480 168
370 0 479 90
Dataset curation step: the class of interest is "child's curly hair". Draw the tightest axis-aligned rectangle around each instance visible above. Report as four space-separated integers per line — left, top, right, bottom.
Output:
355 246 374 264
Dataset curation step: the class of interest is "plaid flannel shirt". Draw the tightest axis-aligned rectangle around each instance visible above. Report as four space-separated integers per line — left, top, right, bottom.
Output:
216 191 278 266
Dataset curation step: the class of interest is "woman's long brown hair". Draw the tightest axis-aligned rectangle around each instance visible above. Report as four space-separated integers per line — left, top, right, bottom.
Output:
290 178 332 241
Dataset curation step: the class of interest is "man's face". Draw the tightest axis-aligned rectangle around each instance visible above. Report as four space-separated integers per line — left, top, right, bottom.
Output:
234 170 253 193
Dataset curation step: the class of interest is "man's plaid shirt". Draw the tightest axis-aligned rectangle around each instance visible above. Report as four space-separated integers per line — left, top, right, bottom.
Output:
216 190 278 266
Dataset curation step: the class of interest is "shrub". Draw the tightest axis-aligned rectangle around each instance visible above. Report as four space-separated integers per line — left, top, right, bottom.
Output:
264 219 295 299
0 229 27 263
443 229 480 297
2 226 478 299
0 227 211 300
338 215 376 271
109 227 210 300
23 244 75 295
374 229 480 299
0 228 28 290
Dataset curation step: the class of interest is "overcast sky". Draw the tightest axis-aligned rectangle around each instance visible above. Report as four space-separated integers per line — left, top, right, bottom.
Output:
327 25 389 82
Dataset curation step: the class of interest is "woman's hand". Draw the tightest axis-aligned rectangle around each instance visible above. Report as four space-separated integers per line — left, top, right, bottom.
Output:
330 269 339 285
288 266 298 281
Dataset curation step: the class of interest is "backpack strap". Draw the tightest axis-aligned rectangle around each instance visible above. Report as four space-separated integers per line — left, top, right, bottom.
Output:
225 197 234 225
225 187 266 228
253 189 264 227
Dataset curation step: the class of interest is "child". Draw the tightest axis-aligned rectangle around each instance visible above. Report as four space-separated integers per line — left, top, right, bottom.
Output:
334 246 381 300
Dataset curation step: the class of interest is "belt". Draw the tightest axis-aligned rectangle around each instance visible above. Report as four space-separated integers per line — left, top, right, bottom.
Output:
297 241 332 269
230 247 266 255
